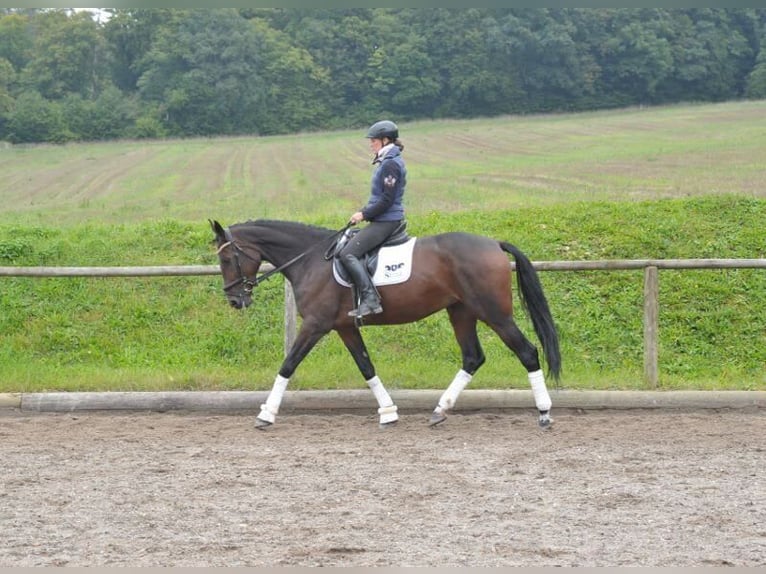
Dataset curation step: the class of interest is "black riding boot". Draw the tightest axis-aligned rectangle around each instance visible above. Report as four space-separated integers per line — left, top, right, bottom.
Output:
340 254 383 317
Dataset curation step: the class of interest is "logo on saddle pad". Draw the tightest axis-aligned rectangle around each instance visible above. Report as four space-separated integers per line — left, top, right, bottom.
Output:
333 238 417 287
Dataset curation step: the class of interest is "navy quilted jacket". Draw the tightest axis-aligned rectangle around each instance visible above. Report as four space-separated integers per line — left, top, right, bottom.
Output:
361 145 406 222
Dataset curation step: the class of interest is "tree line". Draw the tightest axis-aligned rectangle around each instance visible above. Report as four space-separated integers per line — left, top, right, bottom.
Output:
1 8 765 143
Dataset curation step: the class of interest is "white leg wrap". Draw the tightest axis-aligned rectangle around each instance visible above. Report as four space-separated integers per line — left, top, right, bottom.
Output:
367 376 393 408
367 376 398 424
435 369 473 414
258 375 289 423
528 369 552 412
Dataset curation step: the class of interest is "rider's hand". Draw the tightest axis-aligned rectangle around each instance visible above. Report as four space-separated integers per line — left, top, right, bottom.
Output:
349 211 365 225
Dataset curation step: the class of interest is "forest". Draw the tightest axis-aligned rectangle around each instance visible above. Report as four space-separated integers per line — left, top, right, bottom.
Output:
2 8 766 143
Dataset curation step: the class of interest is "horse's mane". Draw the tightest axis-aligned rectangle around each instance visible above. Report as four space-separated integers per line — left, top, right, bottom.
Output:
233 219 335 243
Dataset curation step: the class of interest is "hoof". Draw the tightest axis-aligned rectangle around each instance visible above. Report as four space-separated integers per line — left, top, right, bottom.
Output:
429 411 447 427
378 405 398 427
379 419 398 429
538 413 553 429
254 417 273 430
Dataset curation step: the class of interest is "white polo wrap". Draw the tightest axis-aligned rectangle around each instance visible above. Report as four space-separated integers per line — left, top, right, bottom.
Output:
528 369 552 412
436 369 473 413
367 376 398 424
258 374 289 423
367 376 394 408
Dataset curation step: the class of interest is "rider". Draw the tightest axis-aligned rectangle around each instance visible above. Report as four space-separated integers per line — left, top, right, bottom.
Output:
338 119 407 318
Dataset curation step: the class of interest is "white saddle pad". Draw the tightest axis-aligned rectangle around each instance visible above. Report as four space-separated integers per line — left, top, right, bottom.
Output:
333 237 417 287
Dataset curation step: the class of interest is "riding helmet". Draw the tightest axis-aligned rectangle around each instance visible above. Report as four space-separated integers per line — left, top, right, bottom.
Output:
366 120 398 140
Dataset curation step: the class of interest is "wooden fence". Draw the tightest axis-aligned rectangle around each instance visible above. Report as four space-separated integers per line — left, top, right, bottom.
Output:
2 258 764 387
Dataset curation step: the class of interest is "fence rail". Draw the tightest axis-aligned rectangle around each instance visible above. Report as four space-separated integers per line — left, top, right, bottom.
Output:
2 259 765 277
3 259 764 387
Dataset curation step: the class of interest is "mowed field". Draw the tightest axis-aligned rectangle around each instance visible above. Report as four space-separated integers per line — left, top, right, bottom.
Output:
2 100 765 227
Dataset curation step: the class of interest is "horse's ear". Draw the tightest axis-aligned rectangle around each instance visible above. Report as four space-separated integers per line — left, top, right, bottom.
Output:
209 219 225 238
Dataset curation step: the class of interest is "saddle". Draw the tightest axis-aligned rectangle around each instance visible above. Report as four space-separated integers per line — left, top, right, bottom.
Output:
325 221 410 284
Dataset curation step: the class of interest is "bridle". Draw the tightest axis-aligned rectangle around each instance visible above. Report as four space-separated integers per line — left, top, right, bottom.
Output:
216 228 291 296
217 223 353 297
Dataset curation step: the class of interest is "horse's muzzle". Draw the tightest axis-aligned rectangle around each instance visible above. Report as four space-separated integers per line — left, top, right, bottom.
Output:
228 294 252 310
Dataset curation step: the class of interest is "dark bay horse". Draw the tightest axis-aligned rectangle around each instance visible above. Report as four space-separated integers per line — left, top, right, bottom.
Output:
210 219 561 429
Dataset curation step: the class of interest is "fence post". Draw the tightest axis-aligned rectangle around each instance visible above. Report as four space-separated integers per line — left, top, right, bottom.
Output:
284 280 297 356
643 265 659 388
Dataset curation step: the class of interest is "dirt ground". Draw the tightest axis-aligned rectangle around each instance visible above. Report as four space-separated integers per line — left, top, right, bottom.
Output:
0 407 763 567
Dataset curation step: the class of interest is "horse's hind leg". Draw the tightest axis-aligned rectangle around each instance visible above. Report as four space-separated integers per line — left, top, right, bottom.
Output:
430 304 486 426
488 317 553 428
337 326 398 427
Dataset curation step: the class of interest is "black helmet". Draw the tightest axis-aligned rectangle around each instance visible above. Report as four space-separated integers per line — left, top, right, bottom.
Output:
366 120 398 140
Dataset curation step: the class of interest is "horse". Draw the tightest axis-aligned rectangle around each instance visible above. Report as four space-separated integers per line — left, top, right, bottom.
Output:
209 219 561 429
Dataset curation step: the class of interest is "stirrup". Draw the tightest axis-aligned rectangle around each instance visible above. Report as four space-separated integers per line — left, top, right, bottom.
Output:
348 301 383 317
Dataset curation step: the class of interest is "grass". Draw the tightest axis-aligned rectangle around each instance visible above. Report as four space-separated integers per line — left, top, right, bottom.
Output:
0 198 763 393
0 101 764 393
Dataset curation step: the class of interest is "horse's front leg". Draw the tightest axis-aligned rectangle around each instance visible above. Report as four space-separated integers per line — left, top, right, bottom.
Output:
256 322 329 429
337 326 398 428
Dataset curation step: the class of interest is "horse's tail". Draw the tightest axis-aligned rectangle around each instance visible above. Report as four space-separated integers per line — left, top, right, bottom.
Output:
499 242 561 383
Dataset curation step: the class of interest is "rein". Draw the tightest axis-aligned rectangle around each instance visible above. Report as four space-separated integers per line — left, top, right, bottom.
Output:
219 222 353 294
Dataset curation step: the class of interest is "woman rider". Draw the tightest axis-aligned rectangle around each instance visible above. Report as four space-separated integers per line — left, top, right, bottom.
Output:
338 120 407 318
